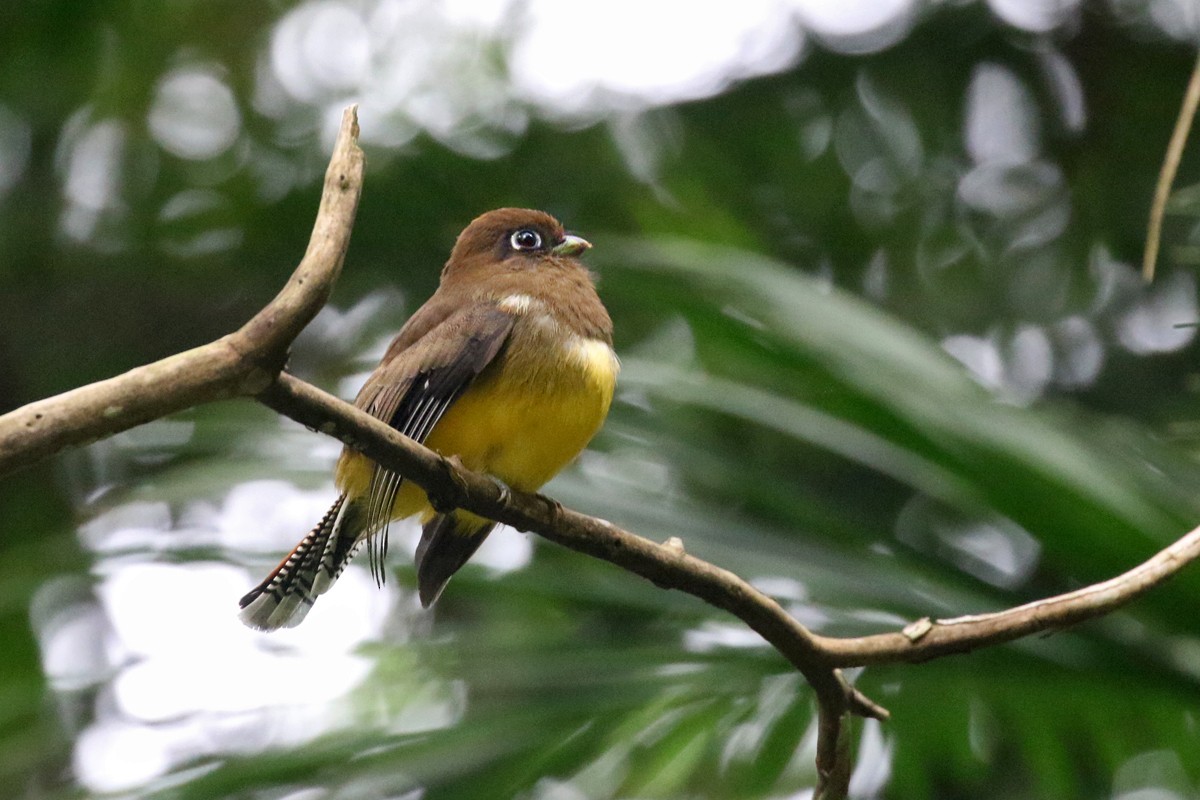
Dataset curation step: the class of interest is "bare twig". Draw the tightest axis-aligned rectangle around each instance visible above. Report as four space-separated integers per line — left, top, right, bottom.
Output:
1144 51 1200 282
814 705 853 800
0 106 364 478
819 522 1200 666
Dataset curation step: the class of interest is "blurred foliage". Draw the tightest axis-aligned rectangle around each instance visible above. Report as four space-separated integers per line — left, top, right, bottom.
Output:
4 1 1200 798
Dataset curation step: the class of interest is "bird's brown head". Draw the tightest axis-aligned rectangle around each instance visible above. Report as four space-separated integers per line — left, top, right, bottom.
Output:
442 208 591 285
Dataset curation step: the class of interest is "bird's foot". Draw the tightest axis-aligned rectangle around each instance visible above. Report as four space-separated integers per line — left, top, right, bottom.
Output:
429 454 470 514
493 477 512 506
536 492 564 525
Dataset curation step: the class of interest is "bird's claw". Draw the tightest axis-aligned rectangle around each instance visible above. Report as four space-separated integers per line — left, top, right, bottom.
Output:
429 455 470 513
537 493 564 523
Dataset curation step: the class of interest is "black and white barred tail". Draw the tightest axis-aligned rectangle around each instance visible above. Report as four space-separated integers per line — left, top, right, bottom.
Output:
238 495 366 630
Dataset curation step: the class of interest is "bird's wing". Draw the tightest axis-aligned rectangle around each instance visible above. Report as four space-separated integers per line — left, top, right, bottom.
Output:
352 303 516 581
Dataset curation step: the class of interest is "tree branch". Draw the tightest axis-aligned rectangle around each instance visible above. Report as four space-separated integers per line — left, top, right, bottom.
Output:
259 372 881 799
814 705 853 800
817 522 1200 666
0 105 365 478
260 373 843 677
1143 50 1200 282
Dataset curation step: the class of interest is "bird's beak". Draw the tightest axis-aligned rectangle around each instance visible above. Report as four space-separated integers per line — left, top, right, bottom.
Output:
552 234 592 257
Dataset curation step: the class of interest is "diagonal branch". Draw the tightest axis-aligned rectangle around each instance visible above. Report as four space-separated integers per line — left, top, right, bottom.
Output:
258 372 882 798
0 105 365 479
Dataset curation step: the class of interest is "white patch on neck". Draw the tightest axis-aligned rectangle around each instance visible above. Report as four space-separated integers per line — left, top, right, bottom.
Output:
498 293 537 314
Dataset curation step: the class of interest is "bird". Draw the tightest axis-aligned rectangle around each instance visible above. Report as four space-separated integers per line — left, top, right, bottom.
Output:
239 208 618 630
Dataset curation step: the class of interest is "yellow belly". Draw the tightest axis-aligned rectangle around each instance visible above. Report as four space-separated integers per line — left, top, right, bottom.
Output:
336 335 617 527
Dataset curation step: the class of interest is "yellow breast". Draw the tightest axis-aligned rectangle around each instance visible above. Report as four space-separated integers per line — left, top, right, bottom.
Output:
337 304 618 525
427 329 618 491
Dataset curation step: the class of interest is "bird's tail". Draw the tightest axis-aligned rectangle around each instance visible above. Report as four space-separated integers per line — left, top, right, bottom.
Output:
239 495 366 630
415 512 495 607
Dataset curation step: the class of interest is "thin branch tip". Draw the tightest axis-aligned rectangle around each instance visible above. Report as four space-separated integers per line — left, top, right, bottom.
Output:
339 104 361 143
1143 50 1200 282
848 689 890 721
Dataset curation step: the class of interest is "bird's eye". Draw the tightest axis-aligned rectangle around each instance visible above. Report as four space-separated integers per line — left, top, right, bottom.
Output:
509 229 542 251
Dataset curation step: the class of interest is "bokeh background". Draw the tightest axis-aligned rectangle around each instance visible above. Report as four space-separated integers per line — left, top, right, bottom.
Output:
3 1 1200 797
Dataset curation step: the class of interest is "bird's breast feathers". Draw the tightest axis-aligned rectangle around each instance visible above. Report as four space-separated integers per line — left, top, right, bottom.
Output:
494 291 618 394
411 292 617 493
